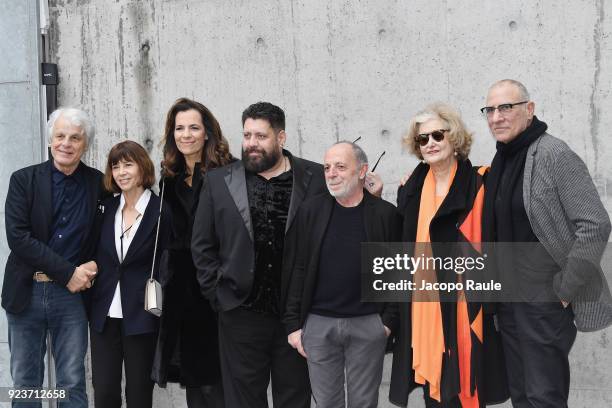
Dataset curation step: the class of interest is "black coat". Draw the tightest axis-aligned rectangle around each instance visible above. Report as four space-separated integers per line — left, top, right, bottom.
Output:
2 160 105 314
389 159 508 407
283 190 402 335
192 151 326 315
152 166 222 387
89 192 171 336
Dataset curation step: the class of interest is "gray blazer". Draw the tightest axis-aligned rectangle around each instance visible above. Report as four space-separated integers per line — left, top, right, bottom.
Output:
524 132 612 331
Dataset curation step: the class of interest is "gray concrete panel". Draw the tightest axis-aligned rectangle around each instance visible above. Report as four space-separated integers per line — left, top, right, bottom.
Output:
0 83 45 211
0 0 33 83
0 0 44 394
0 343 12 408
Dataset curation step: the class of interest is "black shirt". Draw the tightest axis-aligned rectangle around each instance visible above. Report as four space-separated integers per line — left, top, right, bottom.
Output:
311 201 378 317
48 162 88 265
165 170 198 251
495 151 559 298
242 169 293 315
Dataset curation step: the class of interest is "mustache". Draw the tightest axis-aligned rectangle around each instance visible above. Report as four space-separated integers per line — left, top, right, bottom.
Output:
244 147 266 155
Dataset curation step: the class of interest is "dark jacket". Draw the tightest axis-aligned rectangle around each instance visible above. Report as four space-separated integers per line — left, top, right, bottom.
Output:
192 151 326 314
283 190 401 335
389 159 508 407
2 160 105 314
89 192 171 336
152 165 222 387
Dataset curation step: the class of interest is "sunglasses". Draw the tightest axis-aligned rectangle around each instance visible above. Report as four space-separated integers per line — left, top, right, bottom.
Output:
415 129 448 146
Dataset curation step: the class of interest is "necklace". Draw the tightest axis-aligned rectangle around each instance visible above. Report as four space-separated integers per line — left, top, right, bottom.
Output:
121 213 141 239
120 211 142 263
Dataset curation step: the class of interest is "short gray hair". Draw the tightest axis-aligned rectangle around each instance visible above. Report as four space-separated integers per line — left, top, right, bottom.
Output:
334 141 368 167
489 79 530 101
47 108 95 148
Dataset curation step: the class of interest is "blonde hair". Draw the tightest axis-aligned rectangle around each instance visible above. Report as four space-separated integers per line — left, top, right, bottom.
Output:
403 102 473 161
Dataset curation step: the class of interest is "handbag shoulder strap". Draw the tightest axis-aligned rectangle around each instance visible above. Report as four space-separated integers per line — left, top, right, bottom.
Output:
149 180 165 281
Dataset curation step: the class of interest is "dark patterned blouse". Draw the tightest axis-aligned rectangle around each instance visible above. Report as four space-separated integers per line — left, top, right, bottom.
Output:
242 169 293 316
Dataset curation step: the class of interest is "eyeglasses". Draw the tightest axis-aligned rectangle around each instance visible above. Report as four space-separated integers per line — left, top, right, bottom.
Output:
480 101 528 117
415 129 448 146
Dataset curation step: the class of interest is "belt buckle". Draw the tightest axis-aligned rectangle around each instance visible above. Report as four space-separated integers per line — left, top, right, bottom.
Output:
34 272 51 283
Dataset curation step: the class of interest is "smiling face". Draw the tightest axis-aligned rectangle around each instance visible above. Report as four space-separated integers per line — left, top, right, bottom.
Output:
174 109 206 159
111 159 142 193
485 82 535 143
50 115 87 174
417 118 454 166
241 118 285 173
324 143 367 200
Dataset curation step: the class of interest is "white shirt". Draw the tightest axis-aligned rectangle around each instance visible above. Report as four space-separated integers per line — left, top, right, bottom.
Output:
107 189 152 318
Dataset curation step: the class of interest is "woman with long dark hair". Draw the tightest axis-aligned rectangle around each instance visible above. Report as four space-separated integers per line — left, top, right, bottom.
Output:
152 98 233 407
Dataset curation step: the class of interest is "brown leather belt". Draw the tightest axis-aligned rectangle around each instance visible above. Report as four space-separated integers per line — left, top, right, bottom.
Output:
33 272 54 282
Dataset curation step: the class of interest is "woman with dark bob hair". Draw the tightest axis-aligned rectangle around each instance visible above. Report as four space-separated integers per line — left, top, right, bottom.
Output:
89 140 172 407
388 103 508 407
151 98 233 407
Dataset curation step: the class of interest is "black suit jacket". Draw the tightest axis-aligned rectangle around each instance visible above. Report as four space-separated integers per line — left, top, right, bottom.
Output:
2 160 105 314
282 190 402 335
89 192 171 336
192 151 326 314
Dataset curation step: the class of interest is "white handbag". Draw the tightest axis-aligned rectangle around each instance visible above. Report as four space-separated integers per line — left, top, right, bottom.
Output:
144 278 163 317
144 180 165 317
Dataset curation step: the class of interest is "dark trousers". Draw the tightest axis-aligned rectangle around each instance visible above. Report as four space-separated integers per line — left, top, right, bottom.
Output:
497 302 577 408
423 388 460 408
186 383 225 408
218 308 311 408
90 318 157 408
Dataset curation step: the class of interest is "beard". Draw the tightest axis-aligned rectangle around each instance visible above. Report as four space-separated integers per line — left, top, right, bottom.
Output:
242 145 283 173
326 175 360 199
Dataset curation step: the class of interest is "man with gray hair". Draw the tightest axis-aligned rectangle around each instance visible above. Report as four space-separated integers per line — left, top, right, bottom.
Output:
2 108 106 407
481 79 612 407
283 141 400 407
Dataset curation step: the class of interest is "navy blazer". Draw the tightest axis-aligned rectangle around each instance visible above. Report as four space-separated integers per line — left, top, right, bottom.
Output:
2 160 105 314
89 192 171 336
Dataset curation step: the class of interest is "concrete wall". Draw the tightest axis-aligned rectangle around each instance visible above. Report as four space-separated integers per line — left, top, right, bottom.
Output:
0 0 44 405
38 0 612 406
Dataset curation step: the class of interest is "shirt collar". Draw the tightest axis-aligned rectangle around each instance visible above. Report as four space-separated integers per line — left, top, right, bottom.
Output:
119 189 151 215
249 168 293 183
52 161 84 185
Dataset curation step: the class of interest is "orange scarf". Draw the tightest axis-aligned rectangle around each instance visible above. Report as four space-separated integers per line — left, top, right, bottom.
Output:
411 162 457 402
411 162 485 406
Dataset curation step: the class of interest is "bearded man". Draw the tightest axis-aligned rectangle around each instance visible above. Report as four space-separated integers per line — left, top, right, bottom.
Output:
192 102 326 407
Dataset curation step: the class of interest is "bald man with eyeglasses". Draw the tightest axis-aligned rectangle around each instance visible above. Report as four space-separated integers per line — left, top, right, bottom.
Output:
481 79 612 408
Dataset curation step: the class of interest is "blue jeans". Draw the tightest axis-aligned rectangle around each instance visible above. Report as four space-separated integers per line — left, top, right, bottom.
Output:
6 282 88 408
